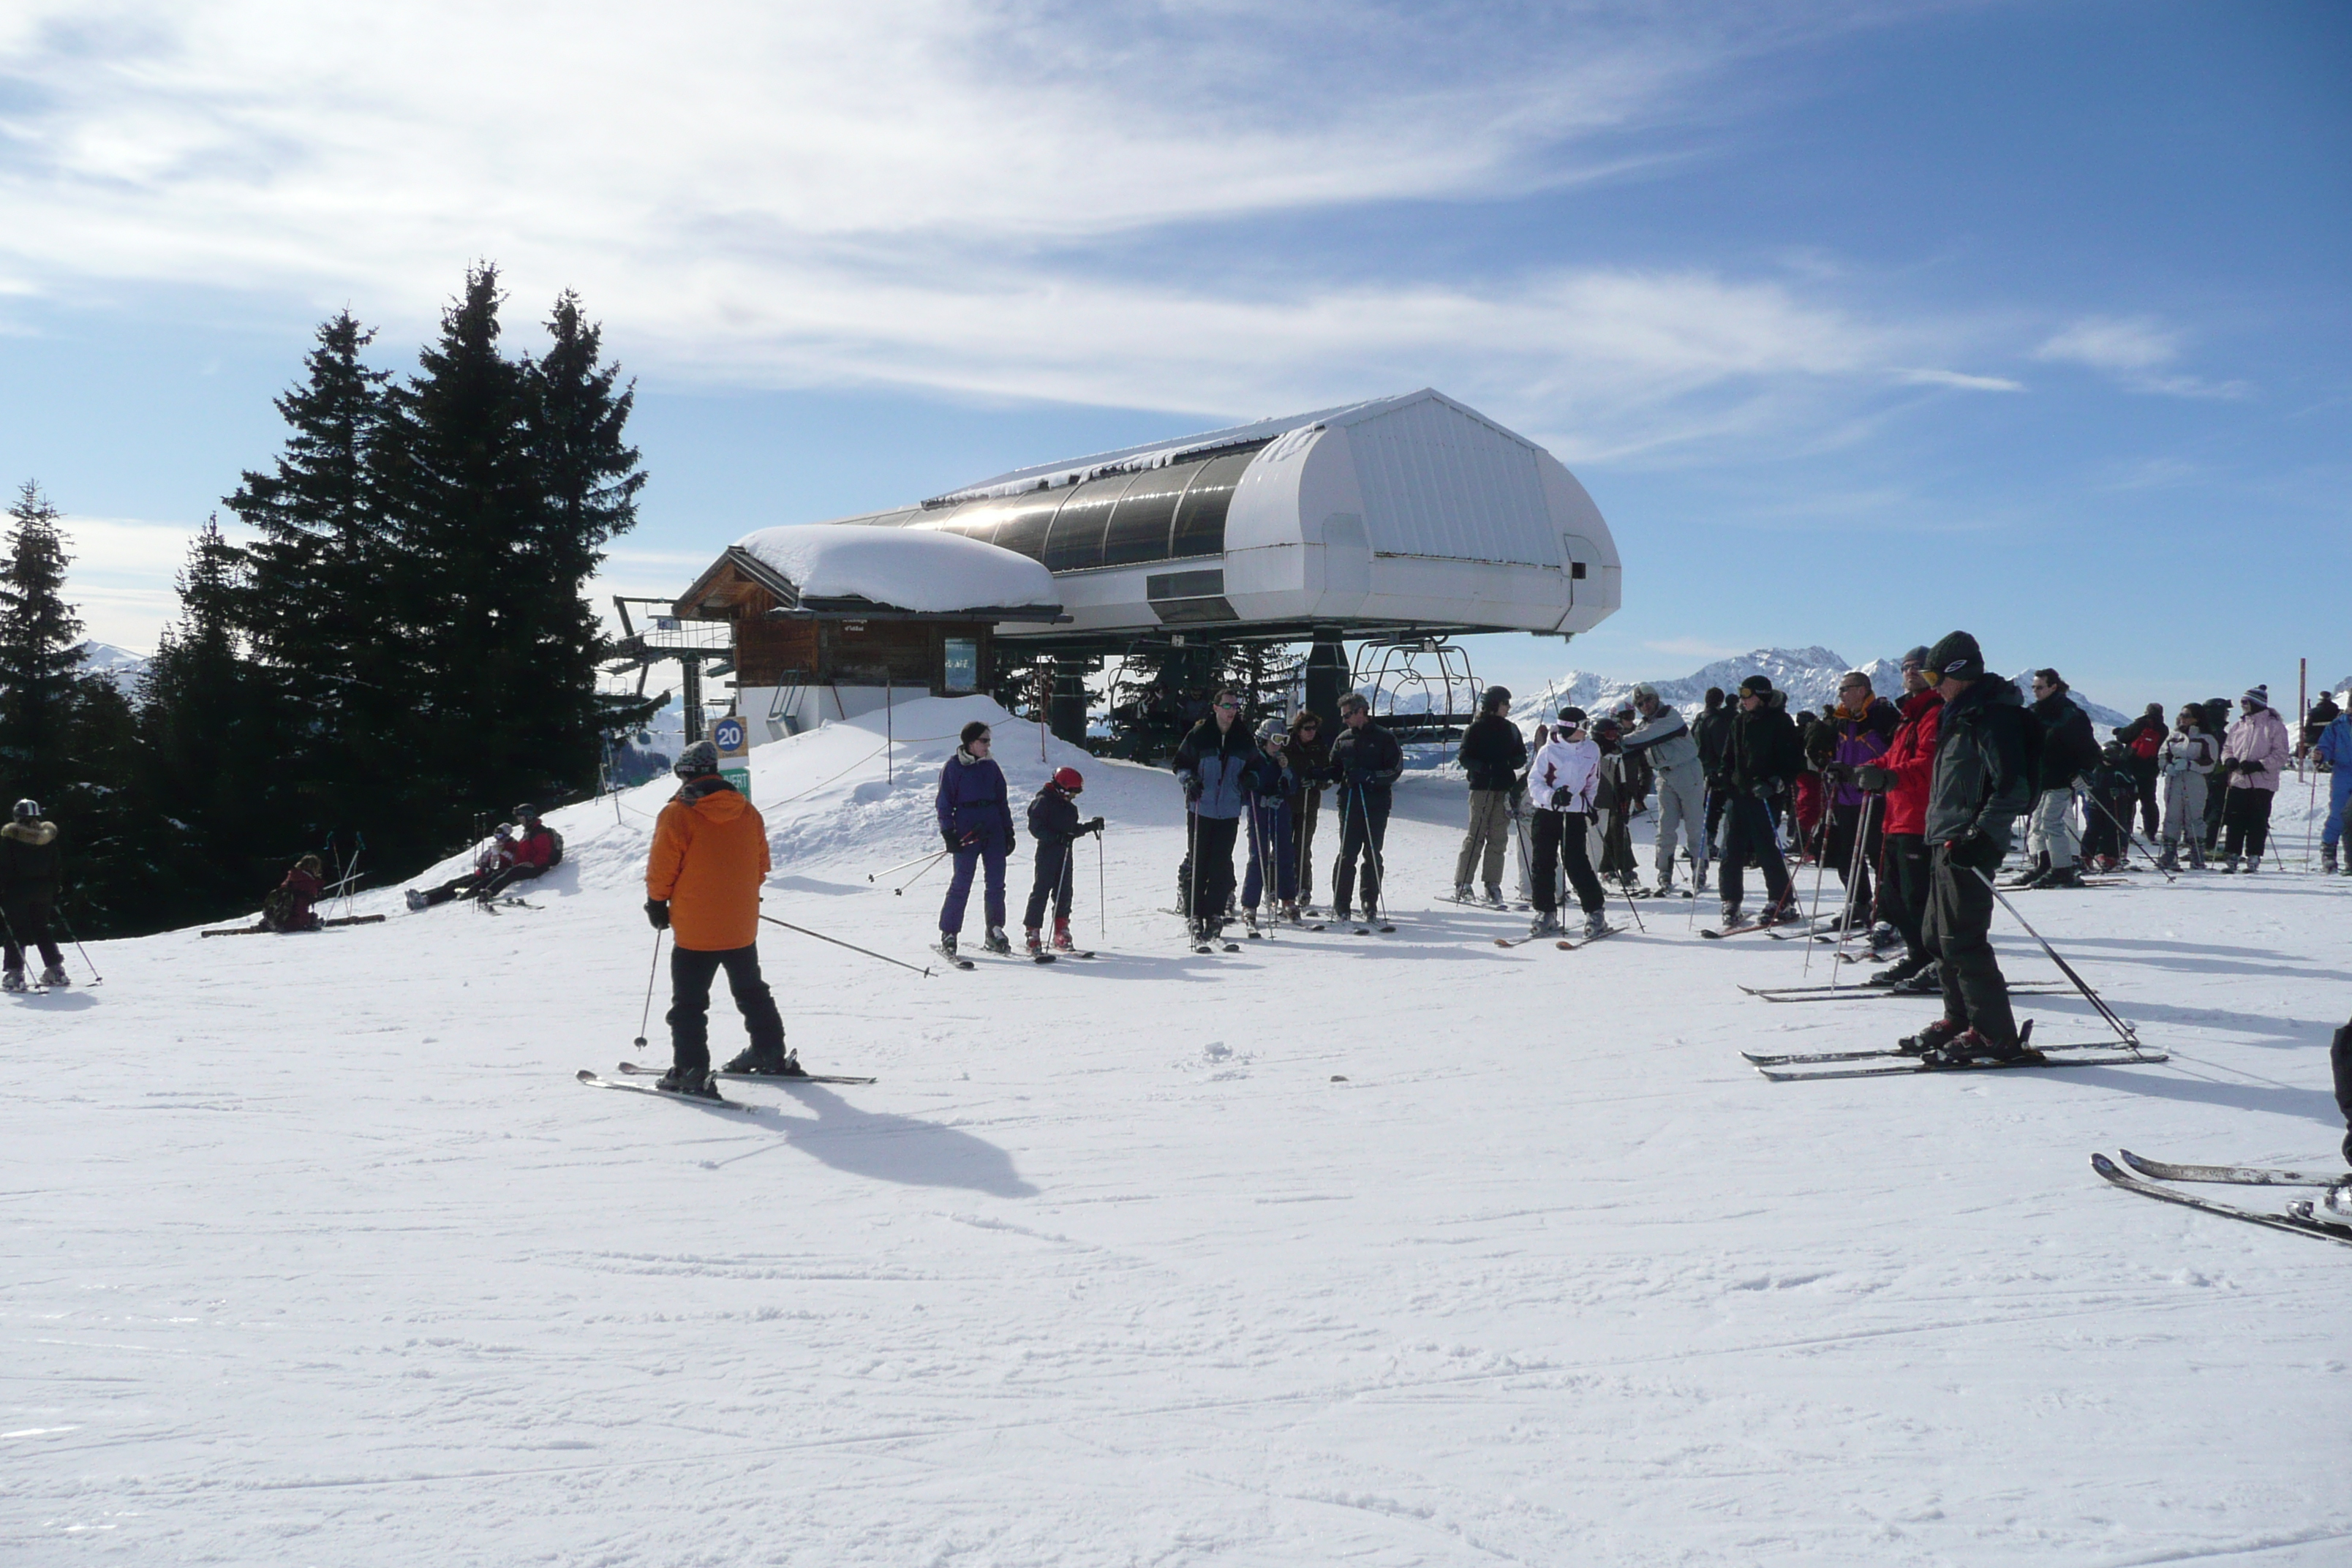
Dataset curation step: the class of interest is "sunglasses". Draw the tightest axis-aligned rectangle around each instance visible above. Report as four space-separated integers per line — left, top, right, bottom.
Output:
1215 701 1240 711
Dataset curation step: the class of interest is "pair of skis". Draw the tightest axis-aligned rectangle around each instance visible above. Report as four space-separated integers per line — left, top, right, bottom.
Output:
2092 1150 2352 1247
1746 1019 2167 1080
932 943 1055 971
200 913 389 938
1738 979 2068 1005
576 1056 881 1109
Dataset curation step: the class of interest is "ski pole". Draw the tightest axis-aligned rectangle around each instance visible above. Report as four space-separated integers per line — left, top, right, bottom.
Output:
2076 783 2176 883
1610 832 1647 934
632 928 663 1048
1096 828 1106 938
1801 784 1835 976
1242 796 1275 939
1971 867 2142 1049
891 848 951 896
870 846 949 883
45 905 102 985
757 912 935 977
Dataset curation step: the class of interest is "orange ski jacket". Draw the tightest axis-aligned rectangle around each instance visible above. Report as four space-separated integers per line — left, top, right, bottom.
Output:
646 777 770 951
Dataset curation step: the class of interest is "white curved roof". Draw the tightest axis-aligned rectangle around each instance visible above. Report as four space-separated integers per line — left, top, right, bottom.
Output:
734 524 1059 614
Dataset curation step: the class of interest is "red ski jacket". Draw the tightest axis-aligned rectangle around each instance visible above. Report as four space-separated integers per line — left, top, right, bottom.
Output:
1877 689 1945 837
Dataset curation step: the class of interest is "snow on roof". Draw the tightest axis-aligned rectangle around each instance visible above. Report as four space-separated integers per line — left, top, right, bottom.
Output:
733 523 1060 614
922 388 1485 505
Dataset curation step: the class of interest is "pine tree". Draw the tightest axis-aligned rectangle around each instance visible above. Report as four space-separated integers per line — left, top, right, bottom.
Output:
224 309 401 845
0 481 88 805
374 264 542 856
522 288 654 789
137 519 283 926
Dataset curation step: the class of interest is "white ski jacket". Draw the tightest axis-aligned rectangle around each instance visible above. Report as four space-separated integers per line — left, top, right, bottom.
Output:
1528 736 1601 814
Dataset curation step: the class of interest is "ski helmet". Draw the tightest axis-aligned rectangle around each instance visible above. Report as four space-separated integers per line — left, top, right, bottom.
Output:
10 799 34 821
1052 766 1084 793
674 739 720 779
513 802 541 823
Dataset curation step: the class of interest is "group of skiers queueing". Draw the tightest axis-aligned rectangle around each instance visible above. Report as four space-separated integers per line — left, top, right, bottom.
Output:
930 718 1104 958
1 798 69 992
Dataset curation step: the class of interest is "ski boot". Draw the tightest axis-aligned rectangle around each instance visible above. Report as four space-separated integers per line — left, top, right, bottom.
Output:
2002 853 2051 889
1896 1016 1968 1058
1052 918 1077 952
1921 1028 2043 1069
1483 886 1506 909
1760 897 1805 927
39 965 69 988
1582 911 1613 940
1868 921 1901 957
2244 857 2261 875
404 889 428 911
656 1066 723 1099
2220 856 2242 875
1453 883 1474 902
1894 960 1942 995
1717 902 1742 930
938 932 959 958
1529 910 1564 938
1283 900 1303 924
1865 952 1929 989
1024 926 1044 956
2323 843 2339 875
2155 842 2180 872
2040 863 2084 889
983 925 1013 956
1 968 25 993
722 1045 800 1077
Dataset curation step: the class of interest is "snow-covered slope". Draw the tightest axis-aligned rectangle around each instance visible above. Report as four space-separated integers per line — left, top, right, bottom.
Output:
9 705 2350 1565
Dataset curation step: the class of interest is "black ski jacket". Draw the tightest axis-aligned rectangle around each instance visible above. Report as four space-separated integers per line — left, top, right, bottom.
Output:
1456 712 1529 792
1327 720 1405 798
1925 677 2033 857
1694 706 1735 783
2031 691 2099 791
1727 704 1802 796
0 818 61 904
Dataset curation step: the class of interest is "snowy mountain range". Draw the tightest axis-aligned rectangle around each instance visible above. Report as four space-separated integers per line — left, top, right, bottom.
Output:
76 641 148 695
1508 647 2132 732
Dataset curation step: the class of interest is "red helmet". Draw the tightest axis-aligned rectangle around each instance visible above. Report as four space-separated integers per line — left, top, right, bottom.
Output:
1052 766 1084 792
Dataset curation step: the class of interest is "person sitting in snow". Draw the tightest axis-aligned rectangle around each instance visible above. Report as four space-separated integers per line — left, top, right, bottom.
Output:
408 805 558 910
260 853 328 932
1022 766 1104 954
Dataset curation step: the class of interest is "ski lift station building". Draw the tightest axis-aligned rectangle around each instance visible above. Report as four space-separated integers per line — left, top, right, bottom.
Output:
671 389 1620 738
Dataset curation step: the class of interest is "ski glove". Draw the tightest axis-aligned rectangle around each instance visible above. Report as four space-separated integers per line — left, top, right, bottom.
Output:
1819 761 1851 784
644 899 671 931
1083 817 1105 835
942 829 961 851
1854 764 1894 794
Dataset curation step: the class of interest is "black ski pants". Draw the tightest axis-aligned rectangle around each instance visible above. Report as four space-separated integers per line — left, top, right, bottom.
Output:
2221 787 2274 859
1330 788 1391 917
1877 832 1931 962
1530 810 1606 916
1718 791 1791 911
1186 814 1241 925
1 896 63 973
2332 1017 2352 1164
2131 759 2160 838
1023 837 1075 929
668 941 787 1078
1923 843 2019 1049
1294 790 1322 905
422 864 542 907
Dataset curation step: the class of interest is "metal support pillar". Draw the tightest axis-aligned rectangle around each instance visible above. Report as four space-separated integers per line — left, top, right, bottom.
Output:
1305 632 1349 728
1048 658 1090 747
682 660 705 745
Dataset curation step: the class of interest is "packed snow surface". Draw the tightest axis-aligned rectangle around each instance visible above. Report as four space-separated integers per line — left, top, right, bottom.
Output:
734 523 1059 613
9 697 2349 1565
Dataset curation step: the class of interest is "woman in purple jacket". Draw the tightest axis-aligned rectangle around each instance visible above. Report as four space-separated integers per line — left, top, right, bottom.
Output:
935 720 1018 955
1818 671 1899 933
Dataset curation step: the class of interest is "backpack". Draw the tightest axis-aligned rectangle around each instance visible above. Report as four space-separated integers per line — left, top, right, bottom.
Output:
261 882 306 932
545 827 565 868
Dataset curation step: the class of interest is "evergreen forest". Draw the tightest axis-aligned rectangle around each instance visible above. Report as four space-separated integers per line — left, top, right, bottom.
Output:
0 266 658 938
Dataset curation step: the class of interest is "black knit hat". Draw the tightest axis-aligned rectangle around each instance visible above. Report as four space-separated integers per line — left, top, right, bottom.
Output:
1925 630 1985 682
1556 706 1588 726
1738 674 1774 698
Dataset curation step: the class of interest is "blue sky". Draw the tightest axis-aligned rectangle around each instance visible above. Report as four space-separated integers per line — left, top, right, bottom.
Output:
1 1 2345 709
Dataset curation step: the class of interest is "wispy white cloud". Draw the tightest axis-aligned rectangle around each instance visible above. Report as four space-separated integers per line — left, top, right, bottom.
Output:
1896 367 2024 392
2034 316 2248 399
0 1 2023 463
